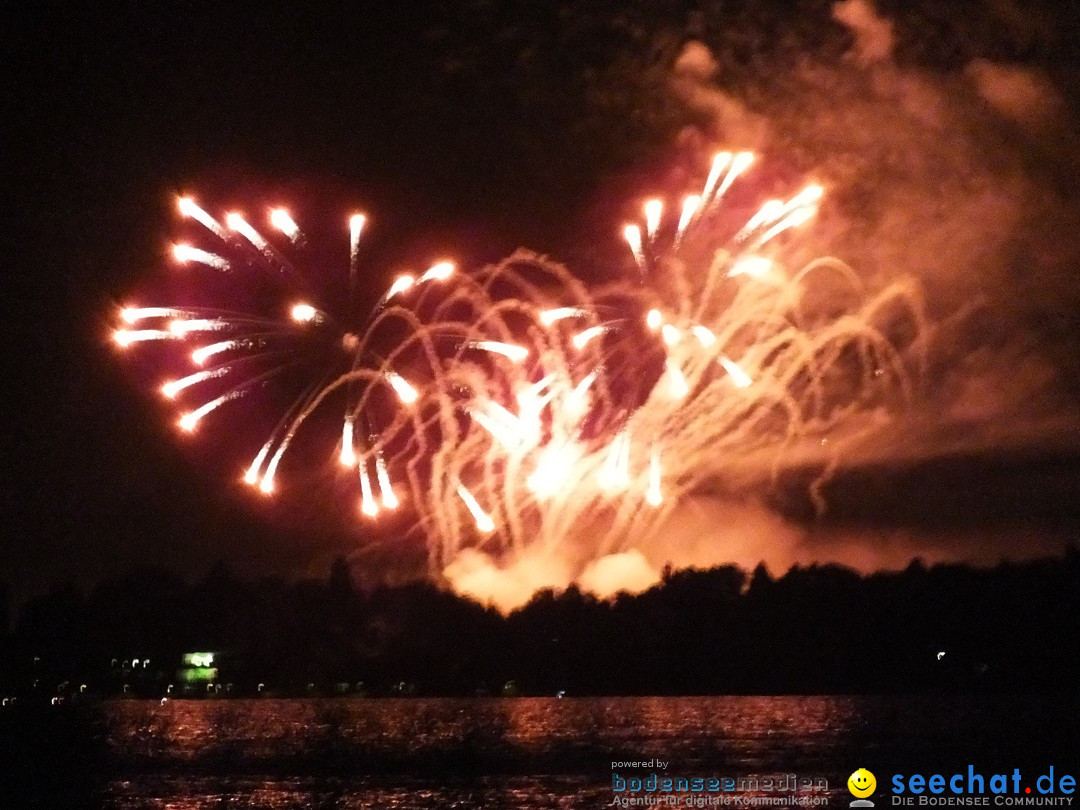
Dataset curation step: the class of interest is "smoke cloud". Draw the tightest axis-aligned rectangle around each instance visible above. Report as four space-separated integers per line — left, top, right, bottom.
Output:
671 0 1080 458
443 547 659 613
438 0 1079 612
440 493 1069 614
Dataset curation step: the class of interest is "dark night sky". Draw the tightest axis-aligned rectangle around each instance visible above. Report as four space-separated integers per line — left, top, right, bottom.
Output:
4 1 1080 605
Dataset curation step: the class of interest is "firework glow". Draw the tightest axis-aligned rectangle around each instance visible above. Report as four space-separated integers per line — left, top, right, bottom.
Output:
115 153 925 607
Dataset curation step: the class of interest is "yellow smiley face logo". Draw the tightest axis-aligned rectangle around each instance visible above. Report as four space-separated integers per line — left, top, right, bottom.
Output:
848 768 877 798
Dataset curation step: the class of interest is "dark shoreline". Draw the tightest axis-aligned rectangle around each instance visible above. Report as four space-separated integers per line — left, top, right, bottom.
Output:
4 552 1078 700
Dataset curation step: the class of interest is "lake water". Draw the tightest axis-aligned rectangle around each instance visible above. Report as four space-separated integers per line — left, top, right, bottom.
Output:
4 696 1077 808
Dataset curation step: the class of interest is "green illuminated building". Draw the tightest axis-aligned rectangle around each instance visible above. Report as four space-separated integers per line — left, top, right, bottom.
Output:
177 651 218 684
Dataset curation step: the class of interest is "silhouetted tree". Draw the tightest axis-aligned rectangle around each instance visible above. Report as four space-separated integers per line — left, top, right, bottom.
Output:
4 554 1078 696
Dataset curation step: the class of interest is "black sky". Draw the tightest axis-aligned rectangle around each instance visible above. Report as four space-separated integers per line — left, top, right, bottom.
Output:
4 1 1079 605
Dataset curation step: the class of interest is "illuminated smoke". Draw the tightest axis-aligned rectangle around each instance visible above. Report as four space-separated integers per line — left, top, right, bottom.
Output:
116 154 924 610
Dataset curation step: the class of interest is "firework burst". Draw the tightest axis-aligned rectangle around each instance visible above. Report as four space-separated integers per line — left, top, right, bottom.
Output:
115 152 925 582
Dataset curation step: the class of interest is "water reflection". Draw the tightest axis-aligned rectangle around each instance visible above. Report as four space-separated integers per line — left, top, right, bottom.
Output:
105 774 610 809
10 695 1073 808
101 696 866 775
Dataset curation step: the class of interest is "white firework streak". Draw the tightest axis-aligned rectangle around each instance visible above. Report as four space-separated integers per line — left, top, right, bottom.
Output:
116 151 927 581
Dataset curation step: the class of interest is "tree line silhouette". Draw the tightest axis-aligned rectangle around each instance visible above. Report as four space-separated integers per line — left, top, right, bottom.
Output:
2 548 1078 698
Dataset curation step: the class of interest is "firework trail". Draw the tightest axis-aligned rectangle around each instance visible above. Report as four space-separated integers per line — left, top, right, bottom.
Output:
115 153 925 594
